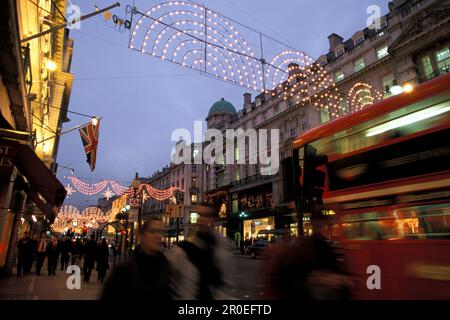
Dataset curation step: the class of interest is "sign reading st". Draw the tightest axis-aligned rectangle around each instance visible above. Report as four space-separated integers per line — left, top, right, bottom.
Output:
0 143 17 175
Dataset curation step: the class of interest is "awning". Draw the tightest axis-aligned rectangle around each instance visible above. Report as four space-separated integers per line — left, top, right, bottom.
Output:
1 138 66 222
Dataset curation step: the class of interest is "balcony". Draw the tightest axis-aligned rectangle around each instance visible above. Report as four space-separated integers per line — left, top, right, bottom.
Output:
231 173 272 188
421 65 450 83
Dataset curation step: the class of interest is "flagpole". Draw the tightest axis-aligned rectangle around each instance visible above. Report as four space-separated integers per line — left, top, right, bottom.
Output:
20 3 121 43
35 118 102 145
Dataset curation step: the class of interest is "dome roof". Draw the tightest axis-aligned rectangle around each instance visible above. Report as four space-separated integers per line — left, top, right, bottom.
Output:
208 98 237 116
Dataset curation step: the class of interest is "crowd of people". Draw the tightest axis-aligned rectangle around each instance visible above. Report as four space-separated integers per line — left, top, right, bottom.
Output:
16 214 353 300
16 231 111 283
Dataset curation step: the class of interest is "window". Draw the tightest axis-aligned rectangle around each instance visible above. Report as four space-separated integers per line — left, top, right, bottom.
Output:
191 194 197 205
354 57 365 72
435 47 450 72
381 73 395 98
273 105 279 115
235 167 240 181
190 212 199 224
192 164 197 173
301 114 308 130
422 56 434 79
232 194 239 213
341 203 450 240
335 69 344 82
354 36 364 46
181 179 184 189
376 45 389 59
192 178 197 188
193 149 199 160
335 47 345 58
288 100 294 108
235 145 240 161
262 111 267 121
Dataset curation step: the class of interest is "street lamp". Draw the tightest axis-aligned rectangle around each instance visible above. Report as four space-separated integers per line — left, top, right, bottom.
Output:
131 172 142 247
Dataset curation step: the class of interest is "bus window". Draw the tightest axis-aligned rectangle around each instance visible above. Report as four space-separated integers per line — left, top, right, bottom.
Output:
326 100 450 157
340 203 450 240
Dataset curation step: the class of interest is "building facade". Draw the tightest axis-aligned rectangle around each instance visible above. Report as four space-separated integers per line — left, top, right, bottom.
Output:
0 0 73 273
320 0 450 117
142 0 450 242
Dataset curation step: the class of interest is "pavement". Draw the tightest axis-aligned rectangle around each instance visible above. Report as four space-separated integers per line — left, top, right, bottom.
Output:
0 253 266 300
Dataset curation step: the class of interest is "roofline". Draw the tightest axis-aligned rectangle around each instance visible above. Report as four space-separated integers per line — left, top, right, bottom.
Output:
293 73 450 149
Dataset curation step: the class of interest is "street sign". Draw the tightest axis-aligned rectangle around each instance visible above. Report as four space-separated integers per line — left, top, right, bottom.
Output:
166 204 183 218
128 209 138 222
130 198 139 208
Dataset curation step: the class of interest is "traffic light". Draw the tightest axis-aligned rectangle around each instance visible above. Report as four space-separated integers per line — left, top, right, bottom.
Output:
302 144 328 211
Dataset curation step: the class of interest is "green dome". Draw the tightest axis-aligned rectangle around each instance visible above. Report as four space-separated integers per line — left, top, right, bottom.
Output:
208 98 236 116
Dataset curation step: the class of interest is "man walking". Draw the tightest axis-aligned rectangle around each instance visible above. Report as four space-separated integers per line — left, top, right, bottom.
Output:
16 232 30 276
35 232 48 276
83 234 98 283
46 236 60 276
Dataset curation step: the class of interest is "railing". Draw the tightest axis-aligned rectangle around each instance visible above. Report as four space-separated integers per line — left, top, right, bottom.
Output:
421 65 450 82
231 173 271 187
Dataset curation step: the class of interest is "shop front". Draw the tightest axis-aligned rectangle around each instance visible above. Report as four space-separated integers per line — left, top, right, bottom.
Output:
0 135 67 273
243 216 275 240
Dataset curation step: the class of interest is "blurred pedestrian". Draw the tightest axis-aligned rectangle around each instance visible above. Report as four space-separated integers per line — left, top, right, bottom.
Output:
60 236 71 270
101 218 172 300
35 231 48 276
16 232 30 276
166 210 232 300
96 238 109 283
264 234 353 300
28 234 39 273
70 238 83 267
83 234 98 283
46 236 60 276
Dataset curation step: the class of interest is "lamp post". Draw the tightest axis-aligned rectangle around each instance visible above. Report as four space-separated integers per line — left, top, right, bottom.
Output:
131 172 141 247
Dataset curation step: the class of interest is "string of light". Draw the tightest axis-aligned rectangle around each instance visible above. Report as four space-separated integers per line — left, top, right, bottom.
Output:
66 176 178 201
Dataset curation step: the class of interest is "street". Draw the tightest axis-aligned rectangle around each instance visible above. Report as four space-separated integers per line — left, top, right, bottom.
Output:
0 253 265 300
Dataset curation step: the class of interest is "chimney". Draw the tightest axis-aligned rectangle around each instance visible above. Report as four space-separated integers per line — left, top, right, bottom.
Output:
243 92 252 106
328 33 344 51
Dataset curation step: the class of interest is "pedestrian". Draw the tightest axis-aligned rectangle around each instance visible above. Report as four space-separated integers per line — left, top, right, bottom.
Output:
70 238 83 267
264 234 353 300
83 234 98 283
35 231 49 276
46 236 60 276
101 218 172 300
165 210 232 300
16 232 30 276
28 234 39 273
60 236 71 271
112 241 118 265
96 238 109 283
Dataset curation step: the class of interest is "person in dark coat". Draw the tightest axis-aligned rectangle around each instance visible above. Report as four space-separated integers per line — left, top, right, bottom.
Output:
27 234 38 273
101 219 172 300
70 238 83 267
264 234 353 300
83 234 98 283
35 232 49 276
96 238 109 283
46 236 60 276
16 232 30 276
59 236 71 270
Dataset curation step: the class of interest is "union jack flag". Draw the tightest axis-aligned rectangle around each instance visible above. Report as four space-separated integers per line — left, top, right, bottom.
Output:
79 120 100 172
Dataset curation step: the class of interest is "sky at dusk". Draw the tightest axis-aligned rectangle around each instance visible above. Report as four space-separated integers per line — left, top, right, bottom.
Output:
57 0 389 208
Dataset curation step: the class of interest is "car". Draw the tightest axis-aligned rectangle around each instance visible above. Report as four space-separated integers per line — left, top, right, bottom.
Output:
247 229 295 258
246 239 269 258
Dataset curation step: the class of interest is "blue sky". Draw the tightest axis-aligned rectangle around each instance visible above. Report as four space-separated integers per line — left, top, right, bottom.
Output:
57 0 389 207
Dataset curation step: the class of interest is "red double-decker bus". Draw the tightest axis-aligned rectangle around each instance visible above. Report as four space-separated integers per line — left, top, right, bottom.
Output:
293 73 450 299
